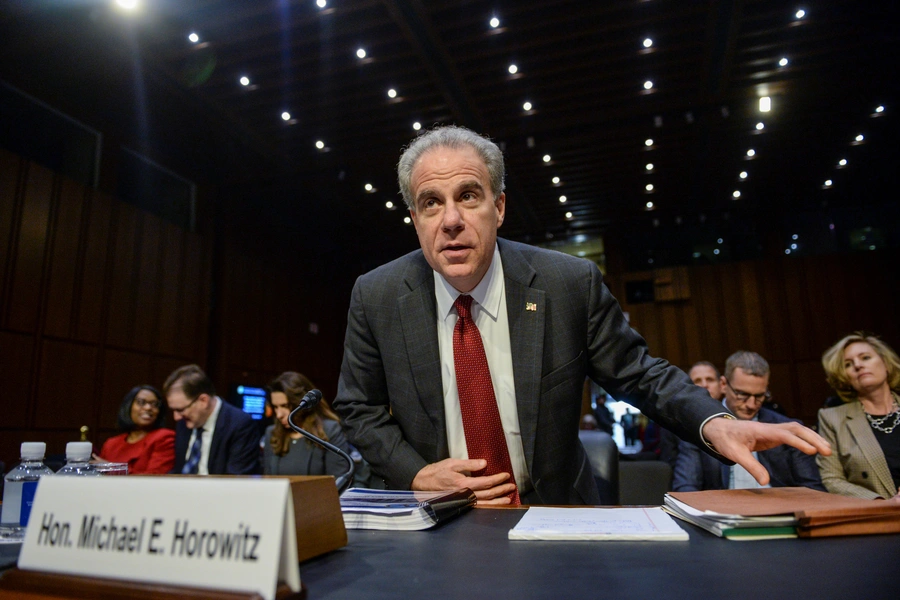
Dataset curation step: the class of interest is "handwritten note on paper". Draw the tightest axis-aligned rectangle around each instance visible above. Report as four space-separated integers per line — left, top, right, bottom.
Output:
508 507 689 541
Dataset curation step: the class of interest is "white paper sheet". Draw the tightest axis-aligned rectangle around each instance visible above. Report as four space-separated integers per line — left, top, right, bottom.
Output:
508 507 689 541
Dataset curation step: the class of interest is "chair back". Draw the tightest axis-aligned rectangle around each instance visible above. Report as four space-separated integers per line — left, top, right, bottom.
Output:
577 430 620 505
618 460 672 505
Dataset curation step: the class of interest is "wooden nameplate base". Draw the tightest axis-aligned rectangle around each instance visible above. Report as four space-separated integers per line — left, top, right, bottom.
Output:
0 568 305 599
274 475 348 563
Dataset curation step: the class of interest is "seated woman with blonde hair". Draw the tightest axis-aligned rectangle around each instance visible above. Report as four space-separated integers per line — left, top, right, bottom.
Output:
818 332 900 502
99 385 175 474
264 372 352 477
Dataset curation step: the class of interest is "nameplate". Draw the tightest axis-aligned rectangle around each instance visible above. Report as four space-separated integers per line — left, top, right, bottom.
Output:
18 476 300 600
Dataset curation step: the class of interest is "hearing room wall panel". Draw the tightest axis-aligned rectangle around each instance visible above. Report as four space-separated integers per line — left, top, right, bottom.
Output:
98 349 154 431
74 190 113 344
33 339 99 431
0 149 22 314
104 202 140 349
0 331 34 429
5 162 54 334
132 214 163 354
175 233 210 361
43 177 86 339
155 222 185 356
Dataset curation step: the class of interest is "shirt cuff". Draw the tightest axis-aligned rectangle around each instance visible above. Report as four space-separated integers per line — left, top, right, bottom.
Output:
698 412 737 456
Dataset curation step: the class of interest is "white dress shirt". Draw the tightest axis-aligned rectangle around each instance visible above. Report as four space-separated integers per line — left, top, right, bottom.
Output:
185 395 222 476
723 399 770 489
434 244 531 493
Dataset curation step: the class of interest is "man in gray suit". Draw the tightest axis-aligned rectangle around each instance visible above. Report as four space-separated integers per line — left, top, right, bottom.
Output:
332 126 830 505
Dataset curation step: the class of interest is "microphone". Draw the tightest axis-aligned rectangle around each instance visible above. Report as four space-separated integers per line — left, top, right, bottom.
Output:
288 389 355 494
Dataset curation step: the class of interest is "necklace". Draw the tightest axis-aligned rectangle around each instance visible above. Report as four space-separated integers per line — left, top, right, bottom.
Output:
864 398 900 434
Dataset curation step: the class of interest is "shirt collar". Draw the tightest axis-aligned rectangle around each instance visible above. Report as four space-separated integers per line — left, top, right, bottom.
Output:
721 398 760 422
434 243 503 320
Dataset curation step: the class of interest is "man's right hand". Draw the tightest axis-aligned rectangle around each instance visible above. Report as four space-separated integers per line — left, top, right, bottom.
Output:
411 458 517 505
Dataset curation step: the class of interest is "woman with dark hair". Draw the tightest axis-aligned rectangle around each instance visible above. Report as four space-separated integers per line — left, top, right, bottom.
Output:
98 385 175 474
818 332 900 502
264 372 352 477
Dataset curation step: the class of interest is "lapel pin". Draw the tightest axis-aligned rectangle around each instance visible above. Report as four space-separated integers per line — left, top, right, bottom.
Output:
525 302 537 312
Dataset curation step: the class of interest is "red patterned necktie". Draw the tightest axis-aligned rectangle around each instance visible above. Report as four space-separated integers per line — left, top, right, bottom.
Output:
453 294 520 505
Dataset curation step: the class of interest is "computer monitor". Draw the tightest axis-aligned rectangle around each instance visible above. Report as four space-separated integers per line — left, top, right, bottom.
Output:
227 384 269 421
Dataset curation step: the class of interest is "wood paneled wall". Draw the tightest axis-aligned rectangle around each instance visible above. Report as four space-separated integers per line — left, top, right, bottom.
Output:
607 252 900 425
0 148 211 466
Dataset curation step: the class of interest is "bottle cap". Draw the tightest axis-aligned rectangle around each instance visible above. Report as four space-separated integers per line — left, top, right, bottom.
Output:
65 441 93 461
20 442 47 460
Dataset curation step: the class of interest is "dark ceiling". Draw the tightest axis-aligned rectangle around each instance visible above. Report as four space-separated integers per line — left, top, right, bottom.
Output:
2 0 898 271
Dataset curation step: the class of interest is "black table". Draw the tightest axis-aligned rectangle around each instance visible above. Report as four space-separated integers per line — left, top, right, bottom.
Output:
299 507 900 599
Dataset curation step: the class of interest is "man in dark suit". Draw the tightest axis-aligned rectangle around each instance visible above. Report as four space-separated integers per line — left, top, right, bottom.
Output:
332 126 830 505
165 365 261 475
672 352 824 491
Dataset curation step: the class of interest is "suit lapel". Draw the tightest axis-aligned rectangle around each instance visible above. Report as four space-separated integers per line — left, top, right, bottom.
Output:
844 401 895 497
398 258 447 454
499 240 545 471
208 399 227 473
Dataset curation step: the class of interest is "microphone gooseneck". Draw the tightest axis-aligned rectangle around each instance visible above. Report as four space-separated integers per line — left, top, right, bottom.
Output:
288 389 355 494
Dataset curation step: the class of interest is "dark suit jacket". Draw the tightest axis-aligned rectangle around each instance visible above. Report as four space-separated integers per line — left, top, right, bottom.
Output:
333 238 729 505
671 407 825 492
173 398 261 475
262 420 350 477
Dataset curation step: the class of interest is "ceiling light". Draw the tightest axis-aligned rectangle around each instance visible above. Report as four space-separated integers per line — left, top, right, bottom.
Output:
645 138 654 147
565 211 573 219
364 183 373 192
792 234 799 240
542 154 551 163
875 105 885 113
778 57 789 67
645 184 654 192
523 101 532 111
795 9 806 19
387 88 397 98
646 163 654 171
281 112 291 121
824 179 833 187
644 80 653 90
739 171 748 180
855 134 864 142
239 76 250 86
755 122 765 131
412 122 421 131
746 149 756 157
791 243 798 250
508 64 518 74
385 201 394 209
315 140 325 149
713 249 721 256
643 38 653 48
838 158 847 167
490 17 500 28
356 48 366 59
717 238 724 244
552 176 560 184
732 190 741 199
646 201 654 210
188 32 200 43
403 216 411 224
559 195 567 203
115 0 139 10
759 96 771 112
785 249 792 255
317 0 327 6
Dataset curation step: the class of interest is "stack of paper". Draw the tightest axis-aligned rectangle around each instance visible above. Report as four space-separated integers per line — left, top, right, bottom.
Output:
664 487 900 540
508 507 689 541
339 488 475 531
663 495 797 540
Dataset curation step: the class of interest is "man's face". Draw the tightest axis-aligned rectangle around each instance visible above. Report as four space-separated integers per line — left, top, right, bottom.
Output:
166 388 212 429
689 364 723 400
409 145 505 293
722 367 769 420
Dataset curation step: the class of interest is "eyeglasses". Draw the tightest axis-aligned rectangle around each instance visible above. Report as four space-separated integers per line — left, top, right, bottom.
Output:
169 397 199 414
134 398 162 410
724 378 771 403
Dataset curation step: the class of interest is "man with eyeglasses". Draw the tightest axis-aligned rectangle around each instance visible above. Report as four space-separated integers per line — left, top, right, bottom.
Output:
164 364 261 475
672 351 824 491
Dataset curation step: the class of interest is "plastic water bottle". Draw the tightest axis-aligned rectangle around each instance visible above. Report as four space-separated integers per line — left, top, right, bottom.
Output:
55 442 100 477
1 442 54 528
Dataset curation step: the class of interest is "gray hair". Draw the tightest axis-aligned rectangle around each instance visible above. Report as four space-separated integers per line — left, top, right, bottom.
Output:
724 351 770 380
397 125 506 210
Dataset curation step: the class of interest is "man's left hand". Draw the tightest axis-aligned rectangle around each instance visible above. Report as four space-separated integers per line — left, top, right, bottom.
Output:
701 417 832 486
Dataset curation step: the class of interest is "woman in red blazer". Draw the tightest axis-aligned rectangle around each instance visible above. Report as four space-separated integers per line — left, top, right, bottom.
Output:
99 385 175 474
